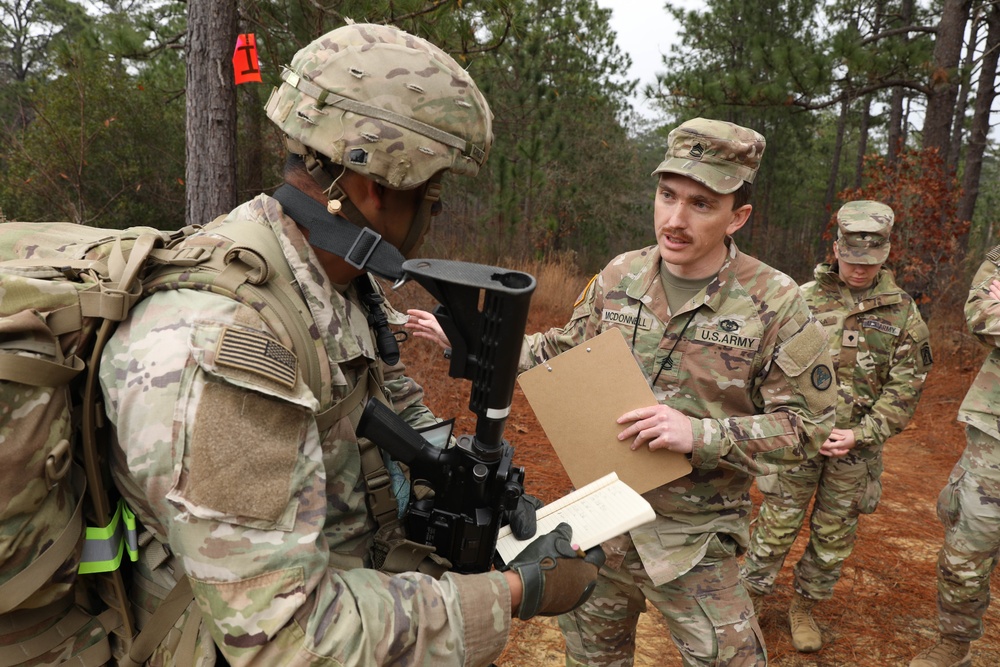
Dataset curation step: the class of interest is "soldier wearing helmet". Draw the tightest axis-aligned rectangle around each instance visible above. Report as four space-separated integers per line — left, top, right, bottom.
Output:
99 23 601 666
407 118 838 666
742 200 932 654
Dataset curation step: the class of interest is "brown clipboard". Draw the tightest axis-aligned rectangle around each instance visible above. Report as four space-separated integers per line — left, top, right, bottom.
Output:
517 328 692 494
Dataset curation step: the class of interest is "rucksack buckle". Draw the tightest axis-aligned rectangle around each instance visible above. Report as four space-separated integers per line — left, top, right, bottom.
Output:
171 246 211 266
345 228 382 271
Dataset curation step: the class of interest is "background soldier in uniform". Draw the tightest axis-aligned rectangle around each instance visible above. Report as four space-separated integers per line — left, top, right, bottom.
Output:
407 118 838 666
740 201 932 653
909 252 1000 667
98 23 602 666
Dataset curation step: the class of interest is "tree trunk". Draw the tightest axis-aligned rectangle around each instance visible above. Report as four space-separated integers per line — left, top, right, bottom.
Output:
238 4 263 200
854 94 871 189
921 0 971 156
185 0 238 226
824 97 849 213
956 3 1000 248
947 6 981 175
886 0 914 166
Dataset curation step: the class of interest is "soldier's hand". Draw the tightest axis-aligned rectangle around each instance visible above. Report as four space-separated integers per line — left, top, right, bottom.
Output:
820 427 857 457
405 309 451 351
617 403 694 454
988 279 1000 301
506 493 543 540
505 522 605 620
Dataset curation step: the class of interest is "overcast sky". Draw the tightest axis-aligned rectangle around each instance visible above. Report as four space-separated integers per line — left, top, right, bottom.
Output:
596 0 686 118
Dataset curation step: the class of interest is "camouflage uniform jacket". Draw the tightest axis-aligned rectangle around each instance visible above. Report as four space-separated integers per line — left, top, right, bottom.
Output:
959 248 1000 443
520 240 836 586
801 262 931 472
99 194 510 666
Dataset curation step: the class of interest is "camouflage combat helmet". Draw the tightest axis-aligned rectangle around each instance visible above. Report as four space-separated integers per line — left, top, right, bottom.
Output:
265 22 493 190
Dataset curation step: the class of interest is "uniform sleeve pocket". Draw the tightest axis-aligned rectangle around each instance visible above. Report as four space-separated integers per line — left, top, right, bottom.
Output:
174 321 312 531
774 320 827 377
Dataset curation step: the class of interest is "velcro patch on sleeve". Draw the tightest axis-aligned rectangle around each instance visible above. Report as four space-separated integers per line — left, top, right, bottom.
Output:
187 381 304 524
216 326 297 388
775 319 827 377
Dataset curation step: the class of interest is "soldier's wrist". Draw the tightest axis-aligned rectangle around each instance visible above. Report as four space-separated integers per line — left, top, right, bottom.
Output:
503 570 523 613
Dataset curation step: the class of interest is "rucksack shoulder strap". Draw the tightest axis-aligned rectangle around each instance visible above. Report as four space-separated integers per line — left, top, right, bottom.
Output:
142 216 331 409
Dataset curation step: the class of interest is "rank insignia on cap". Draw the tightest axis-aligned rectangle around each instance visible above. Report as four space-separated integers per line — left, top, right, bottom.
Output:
689 143 704 159
216 327 298 388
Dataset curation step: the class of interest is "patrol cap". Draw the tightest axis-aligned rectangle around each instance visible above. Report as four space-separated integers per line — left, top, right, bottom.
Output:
651 118 766 195
836 200 894 265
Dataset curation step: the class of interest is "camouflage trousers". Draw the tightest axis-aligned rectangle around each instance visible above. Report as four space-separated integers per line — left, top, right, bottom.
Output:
933 427 1000 642
741 451 881 600
558 548 765 667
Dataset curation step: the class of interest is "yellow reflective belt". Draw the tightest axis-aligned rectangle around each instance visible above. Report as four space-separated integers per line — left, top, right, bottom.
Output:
78 498 139 574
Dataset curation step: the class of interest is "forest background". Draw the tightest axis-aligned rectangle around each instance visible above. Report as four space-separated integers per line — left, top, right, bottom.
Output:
2 0 999 319
5 3 999 663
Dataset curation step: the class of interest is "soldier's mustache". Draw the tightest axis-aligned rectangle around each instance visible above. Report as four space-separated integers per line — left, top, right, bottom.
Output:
662 229 692 243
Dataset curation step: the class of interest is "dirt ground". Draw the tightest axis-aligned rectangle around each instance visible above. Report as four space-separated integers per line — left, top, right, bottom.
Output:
396 283 1000 666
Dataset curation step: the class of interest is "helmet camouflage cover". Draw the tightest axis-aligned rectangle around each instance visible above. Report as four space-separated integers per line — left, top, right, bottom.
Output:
265 22 493 190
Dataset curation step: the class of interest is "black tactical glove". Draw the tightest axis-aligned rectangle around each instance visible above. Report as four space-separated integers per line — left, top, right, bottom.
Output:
506 493 543 540
506 522 605 620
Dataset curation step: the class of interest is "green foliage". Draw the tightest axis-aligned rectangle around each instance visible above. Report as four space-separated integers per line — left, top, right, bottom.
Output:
0 3 186 228
1 0 996 309
967 151 1000 261
441 0 646 270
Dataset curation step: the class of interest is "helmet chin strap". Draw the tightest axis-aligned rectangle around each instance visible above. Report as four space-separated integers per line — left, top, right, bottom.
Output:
398 173 442 259
297 140 434 261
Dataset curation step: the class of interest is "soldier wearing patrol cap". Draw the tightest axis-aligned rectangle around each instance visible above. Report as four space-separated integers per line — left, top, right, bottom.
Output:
909 249 1000 667
742 200 932 653
407 117 838 666
97 23 602 666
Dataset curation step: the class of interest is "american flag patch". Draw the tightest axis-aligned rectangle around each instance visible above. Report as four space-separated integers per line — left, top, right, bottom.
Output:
216 327 298 388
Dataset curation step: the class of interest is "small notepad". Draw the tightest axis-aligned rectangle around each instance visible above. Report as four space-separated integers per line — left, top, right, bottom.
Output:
495 472 655 564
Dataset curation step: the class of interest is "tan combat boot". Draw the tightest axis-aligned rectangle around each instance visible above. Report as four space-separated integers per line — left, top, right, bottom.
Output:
788 594 822 652
909 637 972 667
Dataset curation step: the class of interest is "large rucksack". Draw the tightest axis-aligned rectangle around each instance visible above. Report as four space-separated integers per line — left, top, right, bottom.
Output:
0 218 334 666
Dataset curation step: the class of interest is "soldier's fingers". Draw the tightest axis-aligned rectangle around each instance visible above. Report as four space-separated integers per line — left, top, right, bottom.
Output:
624 425 655 450
617 404 665 425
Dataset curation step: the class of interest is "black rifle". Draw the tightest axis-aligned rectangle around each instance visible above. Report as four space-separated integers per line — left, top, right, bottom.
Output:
356 258 535 574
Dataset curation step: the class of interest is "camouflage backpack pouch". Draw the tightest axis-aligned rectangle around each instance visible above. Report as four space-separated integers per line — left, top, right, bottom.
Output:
0 222 181 667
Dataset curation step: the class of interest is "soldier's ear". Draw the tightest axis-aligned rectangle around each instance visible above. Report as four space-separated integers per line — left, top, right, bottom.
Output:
367 180 388 211
726 204 752 235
